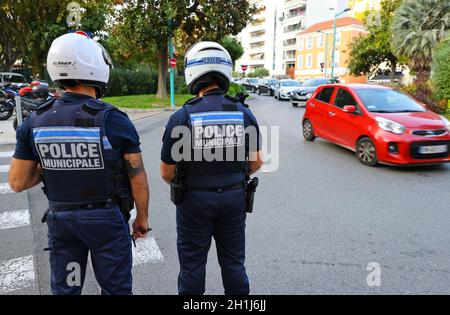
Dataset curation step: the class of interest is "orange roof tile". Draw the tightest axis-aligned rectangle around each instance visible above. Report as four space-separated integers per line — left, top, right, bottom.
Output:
299 17 364 35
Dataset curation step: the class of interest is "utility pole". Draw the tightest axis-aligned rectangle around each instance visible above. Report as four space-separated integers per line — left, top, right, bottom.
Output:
168 20 175 109
330 8 351 80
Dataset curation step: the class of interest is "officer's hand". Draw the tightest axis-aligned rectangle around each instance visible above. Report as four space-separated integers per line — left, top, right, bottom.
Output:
132 216 150 239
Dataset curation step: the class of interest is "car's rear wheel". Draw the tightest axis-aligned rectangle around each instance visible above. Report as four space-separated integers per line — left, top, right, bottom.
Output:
292 102 298 107
356 137 378 166
303 119 316 141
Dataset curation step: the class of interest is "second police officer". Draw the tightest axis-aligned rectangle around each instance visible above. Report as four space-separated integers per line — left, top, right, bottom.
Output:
8 31 151 295
161 41 264 295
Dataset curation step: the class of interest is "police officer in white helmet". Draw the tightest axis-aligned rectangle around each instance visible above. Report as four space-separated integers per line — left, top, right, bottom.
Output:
161 41 263 295
9 31 150 295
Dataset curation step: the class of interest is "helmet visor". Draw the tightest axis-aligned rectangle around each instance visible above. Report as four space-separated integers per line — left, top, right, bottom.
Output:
95 41 114 69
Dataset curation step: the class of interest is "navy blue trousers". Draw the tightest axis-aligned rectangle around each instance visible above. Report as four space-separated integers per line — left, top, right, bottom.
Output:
46 206 132 295
176 188 249 295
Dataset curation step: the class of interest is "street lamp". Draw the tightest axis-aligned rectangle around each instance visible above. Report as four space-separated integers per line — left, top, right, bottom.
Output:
330 7 351 80
317 30 328 79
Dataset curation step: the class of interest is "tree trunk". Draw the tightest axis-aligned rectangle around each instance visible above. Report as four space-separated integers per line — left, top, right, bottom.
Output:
31 58 43 80
390 64 396 83
156 40 168 99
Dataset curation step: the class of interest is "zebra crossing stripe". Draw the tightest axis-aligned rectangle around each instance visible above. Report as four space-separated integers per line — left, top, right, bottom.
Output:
0 165 10 173
0 210 30 231
0 183 13 194
0 255 35 294
0 151 14 158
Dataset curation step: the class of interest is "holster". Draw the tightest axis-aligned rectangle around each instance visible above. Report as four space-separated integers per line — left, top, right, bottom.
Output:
170 180 184 205
245 176 259 213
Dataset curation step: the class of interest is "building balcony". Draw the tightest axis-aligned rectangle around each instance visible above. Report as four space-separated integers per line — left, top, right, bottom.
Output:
249 36 266 44
284 0 307 10
248 46 265 54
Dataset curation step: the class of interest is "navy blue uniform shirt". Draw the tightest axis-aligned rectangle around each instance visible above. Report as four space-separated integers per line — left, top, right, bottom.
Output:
161 90 261 165
14 92 141 161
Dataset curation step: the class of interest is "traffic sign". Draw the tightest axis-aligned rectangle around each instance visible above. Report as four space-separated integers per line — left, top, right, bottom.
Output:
169 58 177 68
241 65 248 72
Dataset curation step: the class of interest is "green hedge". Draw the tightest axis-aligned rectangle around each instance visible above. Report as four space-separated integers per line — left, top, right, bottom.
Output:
432 40 450 103
106 66 246 98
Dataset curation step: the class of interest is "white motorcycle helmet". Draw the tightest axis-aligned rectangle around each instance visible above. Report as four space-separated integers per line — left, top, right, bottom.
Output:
185 41 233 95
47 31 113 98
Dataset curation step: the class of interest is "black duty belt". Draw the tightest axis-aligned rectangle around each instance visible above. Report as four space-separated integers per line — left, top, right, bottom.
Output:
186 181 244 193
49 200 116 211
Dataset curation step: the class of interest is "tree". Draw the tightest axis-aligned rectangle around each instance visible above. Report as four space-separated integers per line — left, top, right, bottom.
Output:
24 0 114 77
247 68 269 78
0 0 31 71
391 0 450 84
431 39 450 101
113 0 257 99
221 36 244 67
348 0 405 82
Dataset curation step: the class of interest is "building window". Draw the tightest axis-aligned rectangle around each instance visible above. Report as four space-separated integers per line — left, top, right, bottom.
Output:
306 54 313 68
298 38 304 50
297 55 303 69
306 37 313 49
317 34 324 48
336 31 341 45
317 53 324 68
332 50 340 66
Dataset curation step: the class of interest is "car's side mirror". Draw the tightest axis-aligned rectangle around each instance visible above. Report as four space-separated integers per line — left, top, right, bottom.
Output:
343 105 357 113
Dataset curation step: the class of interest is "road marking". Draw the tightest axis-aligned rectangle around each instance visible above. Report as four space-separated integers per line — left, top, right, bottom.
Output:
0 183 13 194
0 165 10 173
0 255 35 294
0 209 30 231
132 236 164 266
0 151 14 158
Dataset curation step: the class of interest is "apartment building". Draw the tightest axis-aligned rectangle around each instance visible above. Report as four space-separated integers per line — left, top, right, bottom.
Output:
294 17 367 83
235 0 279 74
279 0 307 77
235 0 307 78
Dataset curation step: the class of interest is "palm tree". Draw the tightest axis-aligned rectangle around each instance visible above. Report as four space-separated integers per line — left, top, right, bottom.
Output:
391 0 450 83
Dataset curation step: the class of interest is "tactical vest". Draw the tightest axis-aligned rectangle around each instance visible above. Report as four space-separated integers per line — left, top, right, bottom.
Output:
31 98 131 206
180 93 249 187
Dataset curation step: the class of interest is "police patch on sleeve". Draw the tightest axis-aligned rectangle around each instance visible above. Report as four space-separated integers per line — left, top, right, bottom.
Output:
190 111 245 149
33 127 104 170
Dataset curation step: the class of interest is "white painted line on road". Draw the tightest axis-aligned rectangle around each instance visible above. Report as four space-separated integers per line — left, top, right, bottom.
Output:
132 236 164 266
0 164 10 173
0 183 13 194
0 151 14 158
0 255 35 294
0 209 30 231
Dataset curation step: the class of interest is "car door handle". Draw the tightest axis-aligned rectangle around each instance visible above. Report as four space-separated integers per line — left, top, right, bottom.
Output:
329 111 336 117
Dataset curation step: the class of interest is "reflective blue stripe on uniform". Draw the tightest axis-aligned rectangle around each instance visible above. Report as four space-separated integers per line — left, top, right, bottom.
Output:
190 111 244 125
33 127 100 139
103 136 113 150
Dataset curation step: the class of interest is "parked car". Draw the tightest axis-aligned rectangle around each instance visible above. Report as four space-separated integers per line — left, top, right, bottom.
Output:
290 78 339 107
256 79 279 96
0 72 28 90
241 78 260 93
302 84 450 166
274 79 302 100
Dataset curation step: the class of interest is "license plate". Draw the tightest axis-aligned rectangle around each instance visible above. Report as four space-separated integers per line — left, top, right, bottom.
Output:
419 145 448 154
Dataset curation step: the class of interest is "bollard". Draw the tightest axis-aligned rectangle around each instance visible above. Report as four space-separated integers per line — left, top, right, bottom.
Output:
15 95 23 126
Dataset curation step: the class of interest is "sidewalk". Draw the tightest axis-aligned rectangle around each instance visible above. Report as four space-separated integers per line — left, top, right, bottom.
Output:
0 108 163 148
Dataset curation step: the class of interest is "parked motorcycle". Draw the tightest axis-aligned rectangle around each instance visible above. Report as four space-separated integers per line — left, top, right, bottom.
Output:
0 83 17 120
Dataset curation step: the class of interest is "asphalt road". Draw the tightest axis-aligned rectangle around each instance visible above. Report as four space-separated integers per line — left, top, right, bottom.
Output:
1 94 450 295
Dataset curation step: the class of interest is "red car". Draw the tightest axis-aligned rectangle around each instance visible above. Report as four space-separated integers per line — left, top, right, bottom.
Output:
302 84 450 166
